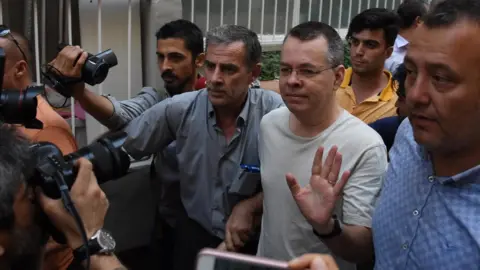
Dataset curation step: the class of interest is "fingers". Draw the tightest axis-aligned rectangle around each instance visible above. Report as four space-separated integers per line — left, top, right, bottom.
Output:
311 257 327 270
35 187 61 214
321 146 338 180
217 242 227 251
73 51 88 75
327 152 343 185
288 254 339 270
225 228 235 251
70 158 94 196
311 147 324 175
333 170 351 196
286 173 301 196
54 45 85 77
231 232 245 249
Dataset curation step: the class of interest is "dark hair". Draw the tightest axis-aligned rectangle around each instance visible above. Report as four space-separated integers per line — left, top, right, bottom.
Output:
206 25 262 68
346 8 400 47
393 64 407 97
423 0 480 28
155 19 204 59
0 125 33 230
396 0 428 29
285 21 344 67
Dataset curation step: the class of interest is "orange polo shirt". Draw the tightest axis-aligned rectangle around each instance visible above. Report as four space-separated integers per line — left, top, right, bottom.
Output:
16 95 77 270
336 67 398 124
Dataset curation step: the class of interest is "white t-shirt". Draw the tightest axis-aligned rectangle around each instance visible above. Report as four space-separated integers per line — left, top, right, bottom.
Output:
257 107 388 270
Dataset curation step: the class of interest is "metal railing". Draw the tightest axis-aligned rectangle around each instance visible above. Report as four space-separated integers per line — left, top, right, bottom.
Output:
0 0 433 145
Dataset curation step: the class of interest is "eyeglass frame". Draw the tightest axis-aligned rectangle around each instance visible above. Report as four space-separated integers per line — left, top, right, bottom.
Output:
0 25 28 63
279 65 335 80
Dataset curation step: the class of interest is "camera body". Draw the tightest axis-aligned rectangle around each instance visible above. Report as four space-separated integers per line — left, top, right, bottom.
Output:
82 48 118 86
43 44 118 98
0 47 43 128
29 131 131 243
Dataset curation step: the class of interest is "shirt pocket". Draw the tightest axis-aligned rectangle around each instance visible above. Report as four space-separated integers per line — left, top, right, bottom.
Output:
229 170 261 196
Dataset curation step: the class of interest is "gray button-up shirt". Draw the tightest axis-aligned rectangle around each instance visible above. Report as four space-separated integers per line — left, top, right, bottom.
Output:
123 88 284 238
104 87 169 130
104 87 181 228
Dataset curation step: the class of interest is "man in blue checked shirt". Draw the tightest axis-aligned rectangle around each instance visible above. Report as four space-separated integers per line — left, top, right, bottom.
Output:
288 1 480 269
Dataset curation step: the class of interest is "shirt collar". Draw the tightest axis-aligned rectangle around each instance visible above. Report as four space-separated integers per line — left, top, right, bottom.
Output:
395 34 409 49
208 89 251 127
340 67 396 102
417 144 480 185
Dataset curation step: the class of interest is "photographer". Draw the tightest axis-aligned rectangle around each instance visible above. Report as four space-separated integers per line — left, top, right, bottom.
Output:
0 28 77 154
0 124 125 270
49 19 206 131
49 19 206 269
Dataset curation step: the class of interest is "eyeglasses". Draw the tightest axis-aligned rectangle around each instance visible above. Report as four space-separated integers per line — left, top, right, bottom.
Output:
279 66 334 79
0 25 28 62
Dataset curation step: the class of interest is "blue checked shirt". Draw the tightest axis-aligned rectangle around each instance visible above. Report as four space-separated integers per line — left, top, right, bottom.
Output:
372 119 480 270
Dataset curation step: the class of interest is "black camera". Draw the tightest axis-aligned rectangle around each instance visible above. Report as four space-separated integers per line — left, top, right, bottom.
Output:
30 131 131 199
30 131 131 244
42 44 118 98
0 47 43 128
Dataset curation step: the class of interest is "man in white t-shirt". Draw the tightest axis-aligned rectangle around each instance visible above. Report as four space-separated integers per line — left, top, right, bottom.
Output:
256 21 388 269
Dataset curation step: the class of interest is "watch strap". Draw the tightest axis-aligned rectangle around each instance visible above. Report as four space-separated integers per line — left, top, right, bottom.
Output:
72 237 102 262
313 215 342 239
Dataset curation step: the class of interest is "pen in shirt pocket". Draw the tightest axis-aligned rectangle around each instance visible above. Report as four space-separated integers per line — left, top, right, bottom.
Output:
240 164 260 173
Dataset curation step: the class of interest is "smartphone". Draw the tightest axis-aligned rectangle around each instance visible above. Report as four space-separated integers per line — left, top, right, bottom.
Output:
196 248 289 270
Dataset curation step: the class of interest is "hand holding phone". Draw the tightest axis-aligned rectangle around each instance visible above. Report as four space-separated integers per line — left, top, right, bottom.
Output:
288 254 339 270
196 248 288 270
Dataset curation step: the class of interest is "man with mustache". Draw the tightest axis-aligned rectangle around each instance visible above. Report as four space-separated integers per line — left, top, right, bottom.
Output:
121 25 284 270
50 19 205 269
336 8 400 124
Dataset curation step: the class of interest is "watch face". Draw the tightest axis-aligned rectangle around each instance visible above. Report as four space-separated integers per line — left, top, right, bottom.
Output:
98 230 116 251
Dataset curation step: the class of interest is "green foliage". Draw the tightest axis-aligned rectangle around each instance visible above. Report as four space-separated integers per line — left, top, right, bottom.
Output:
260 51 281 81
259 42 351 81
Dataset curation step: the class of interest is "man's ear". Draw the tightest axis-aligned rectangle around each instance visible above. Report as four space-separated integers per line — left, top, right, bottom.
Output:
414 16 423 27
195 53 205 69
386 46 394 58
250 63 262 84
333 65 345 90
13 60 29 80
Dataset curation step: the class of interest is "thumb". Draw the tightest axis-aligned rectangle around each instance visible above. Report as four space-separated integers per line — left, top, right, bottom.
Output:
286 173 301 196
311 257 327 270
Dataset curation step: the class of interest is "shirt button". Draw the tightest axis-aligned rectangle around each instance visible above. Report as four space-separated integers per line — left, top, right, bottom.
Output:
428 176 435 182
402 243 409 250
413 210 419 216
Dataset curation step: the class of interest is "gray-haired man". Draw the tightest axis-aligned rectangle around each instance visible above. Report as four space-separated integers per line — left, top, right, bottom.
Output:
122 25 284 269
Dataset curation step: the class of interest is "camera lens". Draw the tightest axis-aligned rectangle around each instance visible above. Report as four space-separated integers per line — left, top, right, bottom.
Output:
63 131 131 184
0 86 43 127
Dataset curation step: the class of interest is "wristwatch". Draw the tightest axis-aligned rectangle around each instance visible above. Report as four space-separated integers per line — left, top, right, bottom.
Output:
313 215 343 239
73 229 116 262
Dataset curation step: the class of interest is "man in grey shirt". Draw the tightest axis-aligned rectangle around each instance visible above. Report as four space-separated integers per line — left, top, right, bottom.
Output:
50 19 206 269
122 25 284 270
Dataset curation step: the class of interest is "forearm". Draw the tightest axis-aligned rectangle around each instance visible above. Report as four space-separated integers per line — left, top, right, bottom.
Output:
314 221 373 263
74 88 115 125
89 254 126 270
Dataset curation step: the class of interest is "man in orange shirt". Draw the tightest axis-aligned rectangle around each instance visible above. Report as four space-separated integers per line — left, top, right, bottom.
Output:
336 8 400 124
0 28 77 269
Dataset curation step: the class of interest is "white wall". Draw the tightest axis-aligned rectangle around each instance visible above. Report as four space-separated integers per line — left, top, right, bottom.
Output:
78 0 143 143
